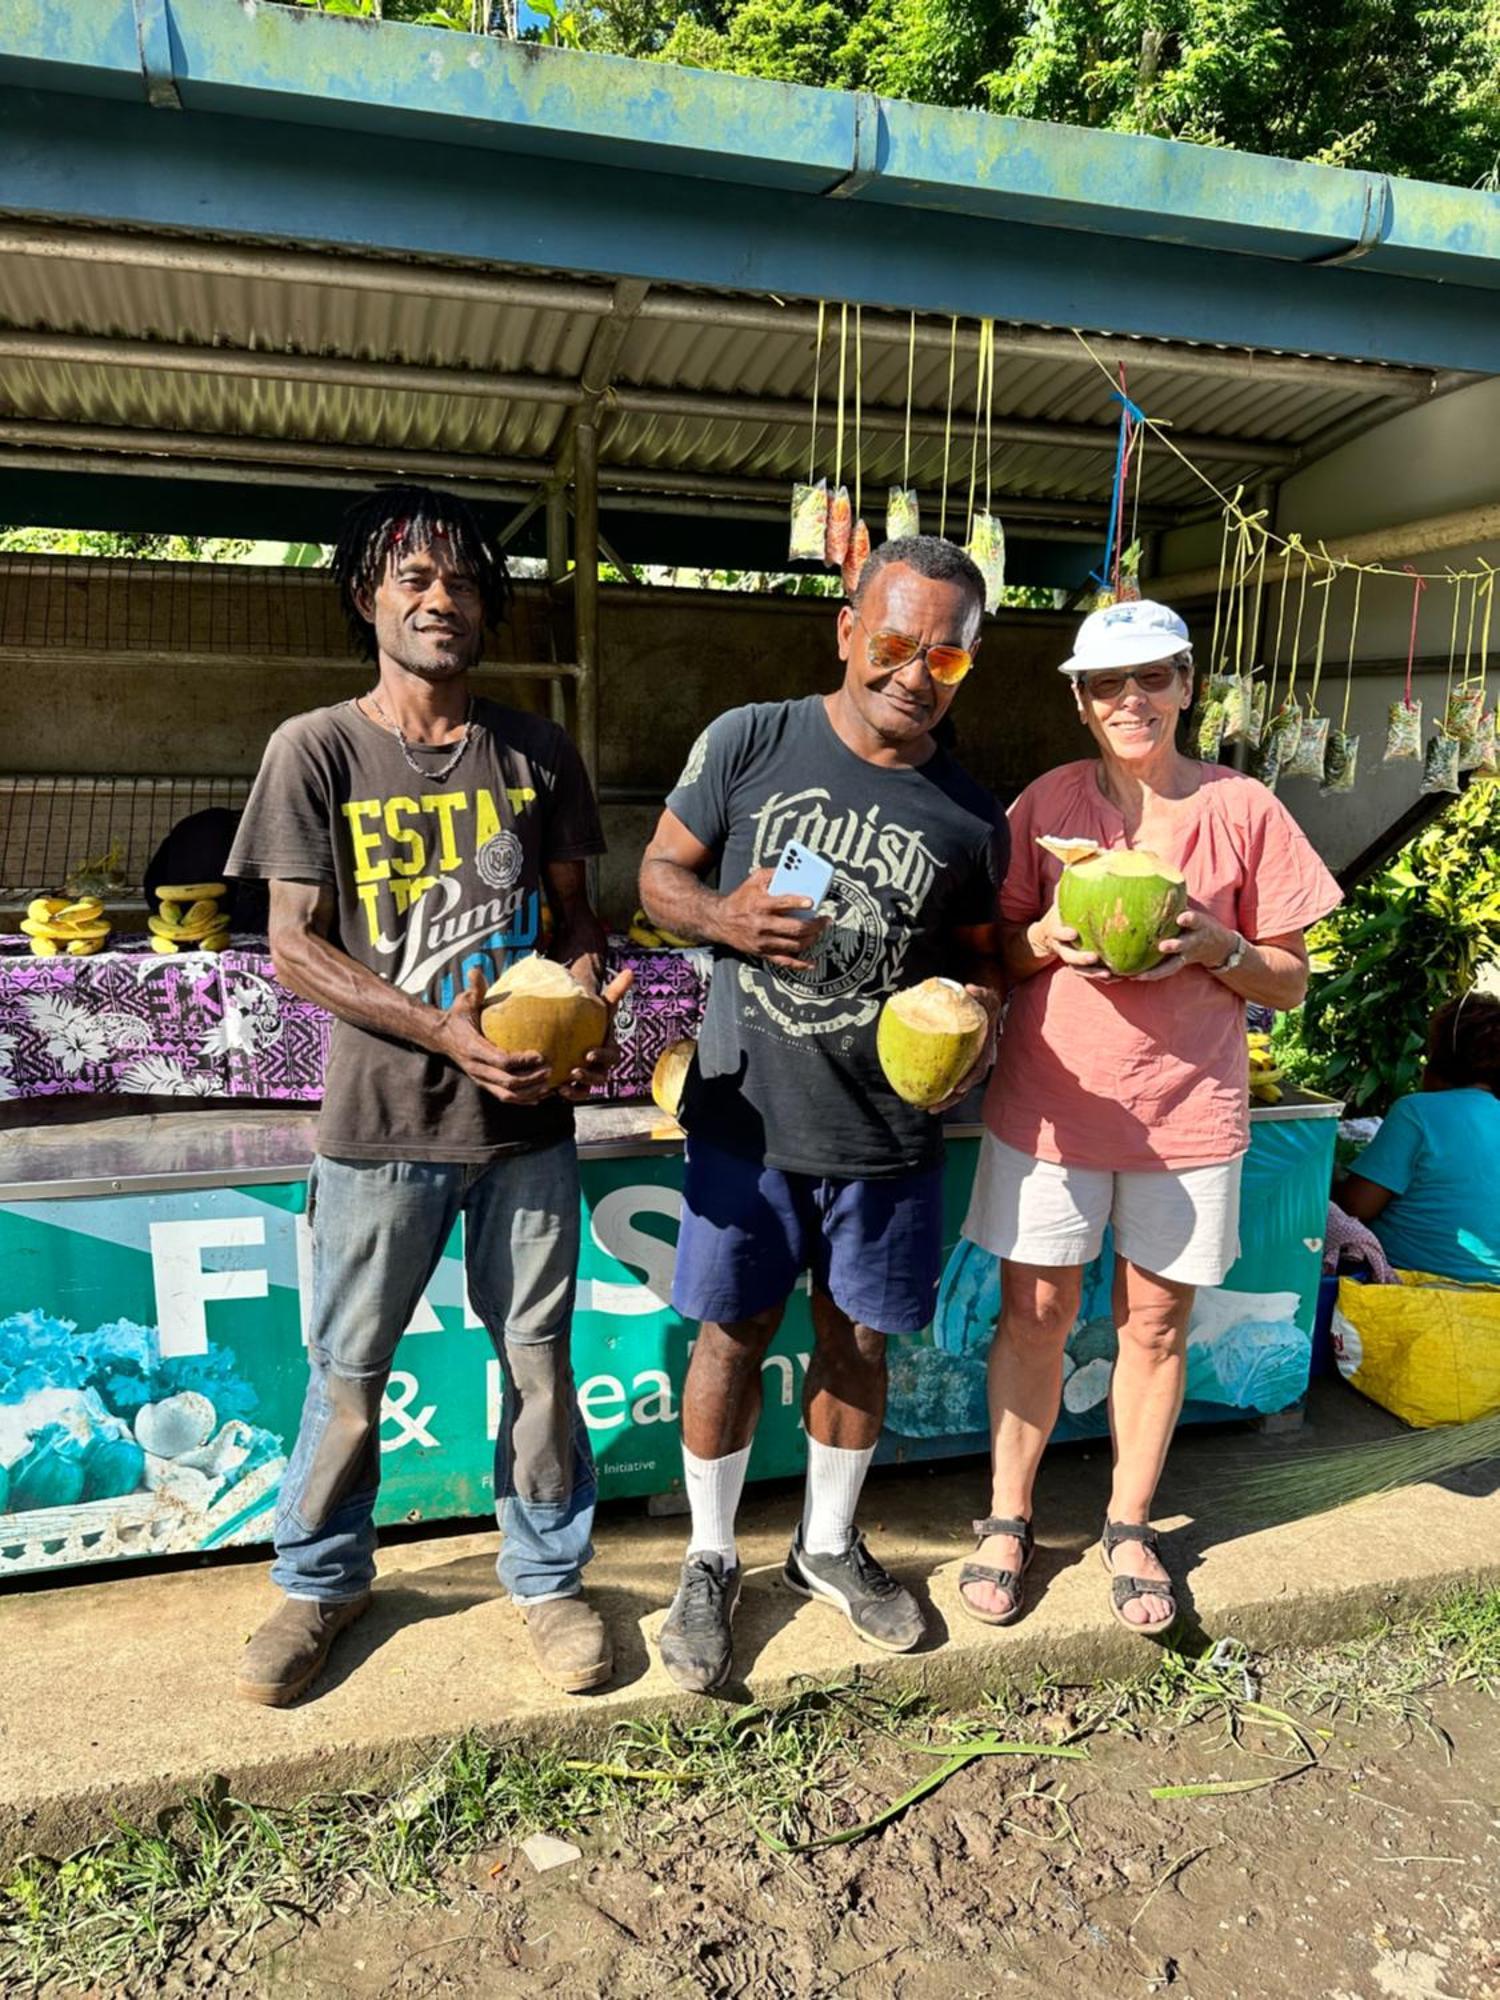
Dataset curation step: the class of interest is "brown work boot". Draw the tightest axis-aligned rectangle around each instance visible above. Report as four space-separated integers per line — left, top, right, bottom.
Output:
521 1594 613 1693
234 1592 371 1707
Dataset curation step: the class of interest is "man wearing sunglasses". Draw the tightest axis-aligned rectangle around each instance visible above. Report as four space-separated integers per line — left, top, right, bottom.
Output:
638 536 1007 1691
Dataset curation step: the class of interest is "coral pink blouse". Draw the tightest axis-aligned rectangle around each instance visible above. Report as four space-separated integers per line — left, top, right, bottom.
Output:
985 762 1342 1171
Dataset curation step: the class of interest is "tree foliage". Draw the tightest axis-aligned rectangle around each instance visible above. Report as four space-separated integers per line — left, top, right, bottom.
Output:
276 0 1500 187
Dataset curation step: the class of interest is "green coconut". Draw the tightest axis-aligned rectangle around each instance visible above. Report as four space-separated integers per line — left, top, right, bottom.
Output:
1055 847 1187 977
877 978 989 1109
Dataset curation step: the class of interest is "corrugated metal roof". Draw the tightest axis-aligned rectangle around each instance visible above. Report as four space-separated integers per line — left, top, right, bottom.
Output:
0 225 1448 538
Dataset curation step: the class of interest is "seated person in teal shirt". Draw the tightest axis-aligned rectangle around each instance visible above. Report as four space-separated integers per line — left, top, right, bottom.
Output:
1337 993 1500 1287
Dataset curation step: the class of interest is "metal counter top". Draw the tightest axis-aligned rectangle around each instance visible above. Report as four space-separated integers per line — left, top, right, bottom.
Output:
0 1093 1338 1202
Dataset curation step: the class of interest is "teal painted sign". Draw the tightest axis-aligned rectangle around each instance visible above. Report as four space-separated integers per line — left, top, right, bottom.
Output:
0 1117 1333 1577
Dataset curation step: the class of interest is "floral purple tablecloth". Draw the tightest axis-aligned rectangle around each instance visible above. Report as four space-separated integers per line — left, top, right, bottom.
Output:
0 937 707 1106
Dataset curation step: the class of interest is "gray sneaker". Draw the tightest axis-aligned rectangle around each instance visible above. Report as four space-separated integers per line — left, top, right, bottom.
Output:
783 1528 924 1653
657 1551 742 1693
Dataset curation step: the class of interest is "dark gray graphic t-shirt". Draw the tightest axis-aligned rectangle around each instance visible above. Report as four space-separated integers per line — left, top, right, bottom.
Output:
229 697 605 1164
667 696 1007 1179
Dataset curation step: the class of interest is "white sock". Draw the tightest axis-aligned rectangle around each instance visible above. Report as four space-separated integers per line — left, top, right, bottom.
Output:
682 1443 751 1565
801 1439 876 1555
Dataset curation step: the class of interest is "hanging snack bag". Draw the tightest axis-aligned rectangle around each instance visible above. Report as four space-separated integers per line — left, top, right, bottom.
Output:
1192 679 1230 761
1256 699 1301 788
841 518 872 597
1470 710 1498 777
1421 729 1462 795
1383 697 1422 764
1321 728 1359 795
1286 712 1331 781
886 487 920 543
789 480 828 563
825 484 852 567
967 512 1006 613
1220 675 1253 745
1444 685 1484 750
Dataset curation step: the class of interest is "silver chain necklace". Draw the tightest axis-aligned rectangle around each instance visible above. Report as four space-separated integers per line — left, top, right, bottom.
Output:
363 690 476 783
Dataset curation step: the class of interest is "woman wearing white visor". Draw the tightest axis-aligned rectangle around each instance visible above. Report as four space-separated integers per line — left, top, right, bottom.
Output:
958 599 1340 1634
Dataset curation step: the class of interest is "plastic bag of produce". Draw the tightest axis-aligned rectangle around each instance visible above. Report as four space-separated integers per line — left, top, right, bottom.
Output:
1286 712 1330 780
1320 727 1359 794
886 486 920 542
1459 705 1495 774
1256 700 1301 788
841 517 872 596
1383 697 1422 763
788 480 828 563
1420 728 1462 794
824 485 852 566
1444 684 1484 750
967 511 1006 613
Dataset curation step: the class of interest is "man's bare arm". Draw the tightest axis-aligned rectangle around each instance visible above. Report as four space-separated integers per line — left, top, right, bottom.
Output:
266 878 552 1105
639 808 827 970
543 858 609 996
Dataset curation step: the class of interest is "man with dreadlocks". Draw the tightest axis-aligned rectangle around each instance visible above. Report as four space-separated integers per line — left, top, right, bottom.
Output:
228 485 627 1704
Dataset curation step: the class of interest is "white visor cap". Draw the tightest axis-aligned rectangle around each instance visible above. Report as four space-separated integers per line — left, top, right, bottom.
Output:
1060 599 1192 675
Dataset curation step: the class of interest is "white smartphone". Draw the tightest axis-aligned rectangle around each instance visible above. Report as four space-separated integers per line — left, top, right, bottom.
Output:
768 839 834 907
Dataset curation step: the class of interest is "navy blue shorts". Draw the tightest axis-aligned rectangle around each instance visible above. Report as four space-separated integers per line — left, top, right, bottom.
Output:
672 1137 944 1335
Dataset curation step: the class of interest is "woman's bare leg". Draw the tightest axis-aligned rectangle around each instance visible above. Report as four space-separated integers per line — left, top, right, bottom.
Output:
961 1261 1083 1618
1104 1259 1195 1625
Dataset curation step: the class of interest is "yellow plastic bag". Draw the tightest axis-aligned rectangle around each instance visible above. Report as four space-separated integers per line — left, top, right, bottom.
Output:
1333 1269 1500 1427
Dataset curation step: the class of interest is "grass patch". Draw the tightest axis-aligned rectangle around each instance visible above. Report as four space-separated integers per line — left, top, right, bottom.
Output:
5 1589 1499 1992
0 1677 925 1992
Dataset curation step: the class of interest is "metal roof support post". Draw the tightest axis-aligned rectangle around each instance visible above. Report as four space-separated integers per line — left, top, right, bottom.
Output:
545 487 570 730
574 423 601 882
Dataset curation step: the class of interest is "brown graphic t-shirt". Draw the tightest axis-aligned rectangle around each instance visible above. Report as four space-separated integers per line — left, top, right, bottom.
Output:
228 698 606 1163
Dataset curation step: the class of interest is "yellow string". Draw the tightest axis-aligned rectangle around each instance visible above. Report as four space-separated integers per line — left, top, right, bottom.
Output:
1443 570 1462 709
1308 545 1335 714
834 303 847 492
854 304 863 522
1285 538 1310 706
902 311 915 489
1266 537 1294 716
939 316 957 541
808 301 825 486
984 319 995 518
1463 568 1480 684
1480 564 1495 704
1341 568 1363 732
1207 505 1234 690
965 319 986 545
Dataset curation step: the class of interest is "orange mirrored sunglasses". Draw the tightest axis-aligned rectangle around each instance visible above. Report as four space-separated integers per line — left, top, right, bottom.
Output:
858 619 975 687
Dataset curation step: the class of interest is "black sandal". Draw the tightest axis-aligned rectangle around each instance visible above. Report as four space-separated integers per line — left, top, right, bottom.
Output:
958 1515 1034 1628
1100 1519 1178 1636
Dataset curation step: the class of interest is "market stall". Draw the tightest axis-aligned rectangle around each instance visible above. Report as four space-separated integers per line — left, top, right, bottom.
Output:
0 1094 1335 1578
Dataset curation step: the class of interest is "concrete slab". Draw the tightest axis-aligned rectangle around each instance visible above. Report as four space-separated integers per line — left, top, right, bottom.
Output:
3 1381 1498 1860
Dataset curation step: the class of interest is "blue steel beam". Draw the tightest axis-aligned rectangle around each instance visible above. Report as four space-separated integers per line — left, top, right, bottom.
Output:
6 85 1500 378
3 0 1499 289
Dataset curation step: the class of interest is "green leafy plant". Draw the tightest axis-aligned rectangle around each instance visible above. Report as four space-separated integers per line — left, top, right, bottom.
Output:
1275 782 1500 1113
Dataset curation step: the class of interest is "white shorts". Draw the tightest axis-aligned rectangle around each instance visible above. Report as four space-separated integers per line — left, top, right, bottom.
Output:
963 1133 1243 1288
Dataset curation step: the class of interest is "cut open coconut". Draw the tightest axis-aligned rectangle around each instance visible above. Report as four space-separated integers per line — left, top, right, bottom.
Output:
877 977 989 1109
1055 847 1187 977
480 957 609 1089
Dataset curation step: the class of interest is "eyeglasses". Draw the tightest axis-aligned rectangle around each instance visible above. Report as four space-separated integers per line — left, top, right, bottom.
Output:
1074 662 1183 702
856 618 975 687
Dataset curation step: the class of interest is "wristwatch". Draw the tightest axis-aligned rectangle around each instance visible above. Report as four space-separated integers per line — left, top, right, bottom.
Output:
1213 931 1247 974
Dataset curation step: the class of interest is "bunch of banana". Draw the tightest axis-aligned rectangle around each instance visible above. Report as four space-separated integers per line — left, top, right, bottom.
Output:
1248 1030 1284 1105
148 882 230 955
20 896 112 958
627 906 695 951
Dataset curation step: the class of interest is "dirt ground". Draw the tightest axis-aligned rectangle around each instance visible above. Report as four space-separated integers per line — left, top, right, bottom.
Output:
229 1683 1500 2000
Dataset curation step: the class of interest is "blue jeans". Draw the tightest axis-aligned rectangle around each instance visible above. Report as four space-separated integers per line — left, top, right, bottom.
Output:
270 1141 595 1605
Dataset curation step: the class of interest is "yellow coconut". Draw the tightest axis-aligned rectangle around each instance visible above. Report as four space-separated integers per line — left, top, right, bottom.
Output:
480 957 609 1089
651 1038 696 1119
876 978 989 1109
